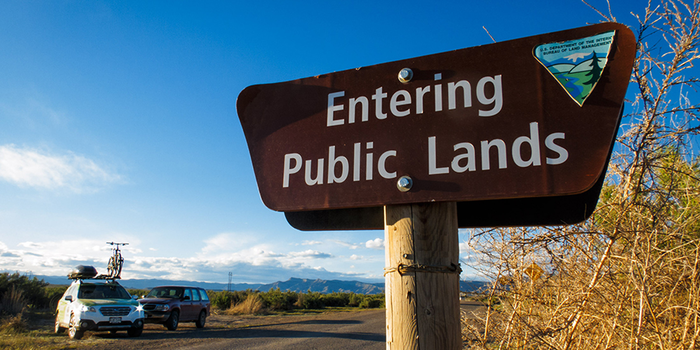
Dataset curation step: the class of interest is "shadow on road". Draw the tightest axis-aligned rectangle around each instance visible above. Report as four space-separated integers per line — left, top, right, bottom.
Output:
91 326 384 343
89 313 384 343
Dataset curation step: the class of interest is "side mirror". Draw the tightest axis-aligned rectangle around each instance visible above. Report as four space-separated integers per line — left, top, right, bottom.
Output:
64 295 73 302
132 295 138 300
183 296 190 301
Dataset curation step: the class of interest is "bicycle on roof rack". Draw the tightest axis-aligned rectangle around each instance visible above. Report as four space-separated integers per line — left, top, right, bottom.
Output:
105 241 128 279
67 242 130 281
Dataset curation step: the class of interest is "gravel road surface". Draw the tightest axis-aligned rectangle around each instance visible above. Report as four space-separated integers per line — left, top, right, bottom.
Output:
78 309 385 350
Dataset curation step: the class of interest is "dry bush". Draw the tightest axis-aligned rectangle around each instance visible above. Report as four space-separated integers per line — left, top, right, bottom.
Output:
0 286 26 316
465 0 700 349
225 293 265 315
0 313 27 334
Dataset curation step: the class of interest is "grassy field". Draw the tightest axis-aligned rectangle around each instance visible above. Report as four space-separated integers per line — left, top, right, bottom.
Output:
0 309 80 350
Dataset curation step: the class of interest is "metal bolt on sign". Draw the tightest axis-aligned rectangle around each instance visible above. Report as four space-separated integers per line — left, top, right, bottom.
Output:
397 176 413 192
398 68 413 83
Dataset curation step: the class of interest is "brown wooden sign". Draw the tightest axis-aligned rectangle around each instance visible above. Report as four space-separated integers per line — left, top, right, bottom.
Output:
237 23 635 217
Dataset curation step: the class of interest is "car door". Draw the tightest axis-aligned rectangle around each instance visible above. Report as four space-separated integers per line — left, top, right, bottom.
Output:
190 288 202 315
57 284 78 326
181 288 194 320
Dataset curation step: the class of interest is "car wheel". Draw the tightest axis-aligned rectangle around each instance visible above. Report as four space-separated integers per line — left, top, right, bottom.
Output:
54 314 65 334
127 327 143 337
195 310 206 328
164 310 179 330
68 315 84 340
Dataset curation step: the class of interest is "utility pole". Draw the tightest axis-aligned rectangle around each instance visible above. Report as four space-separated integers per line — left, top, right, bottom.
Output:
228 272 233 292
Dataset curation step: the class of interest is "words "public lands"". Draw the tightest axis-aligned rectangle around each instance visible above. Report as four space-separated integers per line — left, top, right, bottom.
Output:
281 73 570 188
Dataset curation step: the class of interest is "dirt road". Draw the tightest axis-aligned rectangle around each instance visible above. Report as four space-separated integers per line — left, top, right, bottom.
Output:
77 309 386 350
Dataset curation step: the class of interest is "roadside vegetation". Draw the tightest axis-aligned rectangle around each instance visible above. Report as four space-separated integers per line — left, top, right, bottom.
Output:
463 0 700 349
208 288 384 315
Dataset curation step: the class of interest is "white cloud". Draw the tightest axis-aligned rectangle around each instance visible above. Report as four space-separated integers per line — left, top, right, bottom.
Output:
365 238 384 250
350 254 361 260
220 246 283 266
288 250 332 259
332 240 362 249
459 242 473 254
200 232 256 255
0 144 120 193
301 240 322 246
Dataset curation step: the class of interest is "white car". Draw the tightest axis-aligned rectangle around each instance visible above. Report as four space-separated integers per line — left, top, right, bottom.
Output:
55 277 144 339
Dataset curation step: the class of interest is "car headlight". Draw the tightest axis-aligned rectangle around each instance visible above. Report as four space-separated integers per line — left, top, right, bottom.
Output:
154 304 169 312
79 304 97 313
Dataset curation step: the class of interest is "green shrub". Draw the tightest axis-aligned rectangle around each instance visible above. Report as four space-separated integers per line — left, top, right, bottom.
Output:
127 289 150 299
260 288 297 311
358 294 384 309
0 273 49 309
294 291 324 309
320 292 351 307
348 293 363 307
0 286 26 316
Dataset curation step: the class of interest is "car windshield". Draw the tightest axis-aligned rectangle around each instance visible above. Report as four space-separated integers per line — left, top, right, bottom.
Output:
146 287 184 299
78 284 131 300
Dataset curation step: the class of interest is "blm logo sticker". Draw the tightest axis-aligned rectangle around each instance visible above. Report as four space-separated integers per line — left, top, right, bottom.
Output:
534 31 616 106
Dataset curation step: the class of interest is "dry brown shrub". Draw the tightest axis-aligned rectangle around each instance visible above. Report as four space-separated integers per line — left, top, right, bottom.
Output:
225 293 265 315
0 313 27 334
464 0 700 349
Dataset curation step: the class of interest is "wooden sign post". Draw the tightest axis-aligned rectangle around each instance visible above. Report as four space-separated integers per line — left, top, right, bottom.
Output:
236 23 636 350
384 202 460 349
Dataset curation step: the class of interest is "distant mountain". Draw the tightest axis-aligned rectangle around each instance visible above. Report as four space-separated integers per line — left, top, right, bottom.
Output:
254 278 488 295
36 275 487 295
460 280 489 293
258 278 384 294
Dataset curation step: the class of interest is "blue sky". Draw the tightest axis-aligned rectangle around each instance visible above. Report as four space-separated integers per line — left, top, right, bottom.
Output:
0 0 648 284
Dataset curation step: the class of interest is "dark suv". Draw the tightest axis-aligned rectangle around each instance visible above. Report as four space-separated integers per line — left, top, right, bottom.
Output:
139 286 210 330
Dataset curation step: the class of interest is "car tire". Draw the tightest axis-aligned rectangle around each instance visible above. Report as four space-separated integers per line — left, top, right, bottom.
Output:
54 314 65 334
164 310 179 330
195 310 206 328
127 327 143 337
68 315 84 340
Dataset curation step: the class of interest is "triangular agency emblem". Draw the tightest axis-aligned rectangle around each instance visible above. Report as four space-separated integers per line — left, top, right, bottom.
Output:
534 30 616 106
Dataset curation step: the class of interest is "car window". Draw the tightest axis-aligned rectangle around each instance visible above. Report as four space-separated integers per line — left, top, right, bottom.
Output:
184 288 192 300
147 287 183 298
170 288 183 298
199 289 209 301
79 284 131 299
191 289 200 301
66 285 78 299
